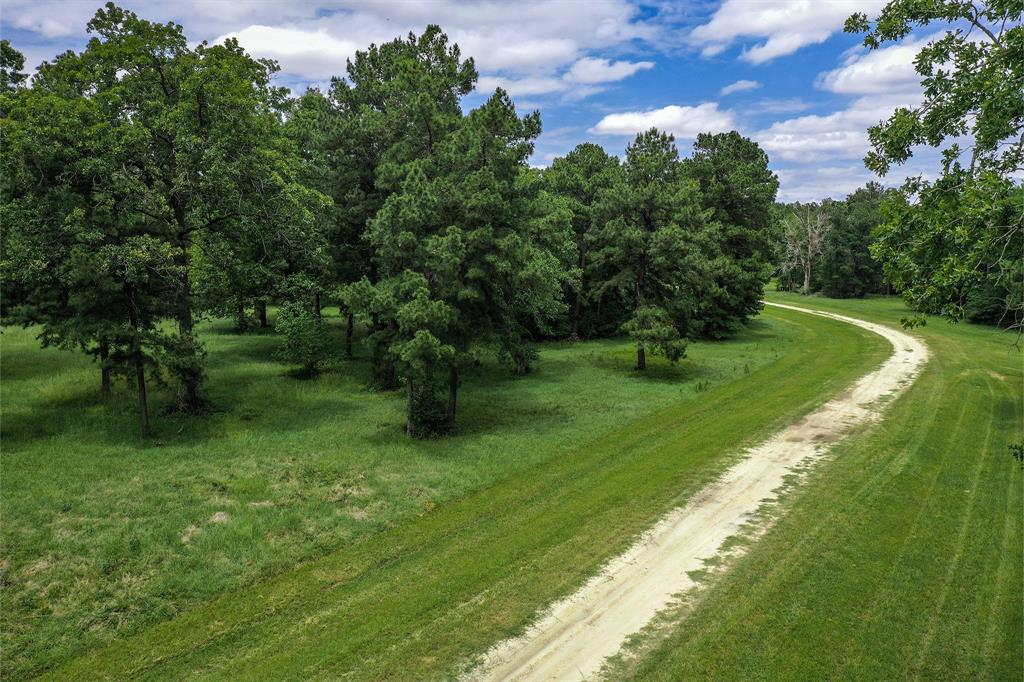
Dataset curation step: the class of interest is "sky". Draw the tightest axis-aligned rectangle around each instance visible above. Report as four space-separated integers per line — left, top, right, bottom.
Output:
0 0 949 202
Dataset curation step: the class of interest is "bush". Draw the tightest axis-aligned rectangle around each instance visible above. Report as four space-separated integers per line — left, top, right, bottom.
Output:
275 302 331 377
406 378 451 438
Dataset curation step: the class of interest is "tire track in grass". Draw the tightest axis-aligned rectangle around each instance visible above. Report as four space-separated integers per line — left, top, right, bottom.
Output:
470 303 928 682
980 399 1024 678
911 376 996 673
833 391 971 677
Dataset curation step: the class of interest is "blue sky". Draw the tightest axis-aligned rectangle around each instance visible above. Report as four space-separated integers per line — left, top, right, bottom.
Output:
1 0 944 201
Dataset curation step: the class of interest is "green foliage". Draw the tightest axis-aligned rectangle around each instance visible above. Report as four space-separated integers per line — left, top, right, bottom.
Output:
620 306 687 364
847 1 1023 328
275 301 331 377
776 183 894 299
1 3 329 426
0 40 27 93
684 131 779 337
816 183 889 298
871 170 1023 325
338 26 572 434
544 143 621 338
594 128 704 368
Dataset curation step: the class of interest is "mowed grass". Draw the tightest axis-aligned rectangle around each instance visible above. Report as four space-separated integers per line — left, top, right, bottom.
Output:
7 306 889 680
615 293 1023 681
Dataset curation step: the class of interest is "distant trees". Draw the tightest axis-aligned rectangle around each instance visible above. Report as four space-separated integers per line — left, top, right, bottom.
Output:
816 183 888 298
846 1 1023 328
775 183 896 299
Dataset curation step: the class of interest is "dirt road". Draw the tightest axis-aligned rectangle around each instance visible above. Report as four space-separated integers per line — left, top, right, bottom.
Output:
470 302 929 681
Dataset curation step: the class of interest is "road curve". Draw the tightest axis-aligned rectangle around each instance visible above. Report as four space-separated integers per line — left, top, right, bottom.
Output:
469 302 929 681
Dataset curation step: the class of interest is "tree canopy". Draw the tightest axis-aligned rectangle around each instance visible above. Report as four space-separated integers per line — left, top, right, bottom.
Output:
847 0 1023 329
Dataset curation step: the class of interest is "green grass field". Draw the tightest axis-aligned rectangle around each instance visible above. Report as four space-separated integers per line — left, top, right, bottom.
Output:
3 304 887 679
613 293 1024 681
3 296 1019 680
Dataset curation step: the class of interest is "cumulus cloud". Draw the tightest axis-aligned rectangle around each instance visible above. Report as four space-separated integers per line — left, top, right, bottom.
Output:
477 75 565 97
719 79 761 96
755 93 921 162
589 102 737 139
218 25 360 80
4 0 661 86
816 34 934 95
691 0 888 64
481 56 653 99
563 57 654 84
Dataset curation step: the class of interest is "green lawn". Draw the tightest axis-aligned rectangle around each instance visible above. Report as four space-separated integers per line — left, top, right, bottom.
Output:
612 293 1023 681
2 305 887 679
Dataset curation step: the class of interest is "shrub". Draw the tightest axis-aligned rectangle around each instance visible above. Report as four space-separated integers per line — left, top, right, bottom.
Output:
275 302 331 377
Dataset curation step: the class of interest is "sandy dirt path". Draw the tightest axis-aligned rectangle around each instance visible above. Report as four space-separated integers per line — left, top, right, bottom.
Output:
470 302 929 682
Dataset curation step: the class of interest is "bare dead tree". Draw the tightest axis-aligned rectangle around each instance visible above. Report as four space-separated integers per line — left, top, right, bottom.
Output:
784 204 831 294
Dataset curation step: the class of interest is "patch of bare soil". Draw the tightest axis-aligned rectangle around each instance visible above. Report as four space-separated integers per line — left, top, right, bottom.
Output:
469 302 929 681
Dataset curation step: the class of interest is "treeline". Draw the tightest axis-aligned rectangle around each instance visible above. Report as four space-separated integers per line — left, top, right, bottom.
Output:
0 5 779 437
774 179 1020 328
776 183 891 299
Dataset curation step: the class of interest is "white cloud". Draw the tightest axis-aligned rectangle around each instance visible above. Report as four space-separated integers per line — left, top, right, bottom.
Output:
750 97 813 114
218 26 360 80
589 102 737 139
816 34 933 95
564 57 654 84
755 93 921 162
478 75 565 97
691 0 888 64
719 79 761 96
479 56 653 100
4 0 661 85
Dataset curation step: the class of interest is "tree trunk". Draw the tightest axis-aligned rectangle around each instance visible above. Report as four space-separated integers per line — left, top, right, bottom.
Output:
314 292 322 319
135 351 150 437
173 231 202 412
405 377 414 437
126 298 149 436
345 312 354 358
637 344 646 371
570 251 585 339
235 300 246 331
447 366 458 427
256 300 268 328
803 262 812 294
99 340 111 401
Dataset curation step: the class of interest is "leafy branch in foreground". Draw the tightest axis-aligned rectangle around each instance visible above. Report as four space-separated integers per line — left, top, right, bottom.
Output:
847 1 1023 330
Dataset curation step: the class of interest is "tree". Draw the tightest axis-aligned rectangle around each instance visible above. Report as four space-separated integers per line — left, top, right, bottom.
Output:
352 88 573 436
334 26 477 389
847 1 1023 328
684 131 779 338
545 143 620 339
0 40 27 93
1 75 179 434
783 204 831 294
596 129 706 370
31 3 327 410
